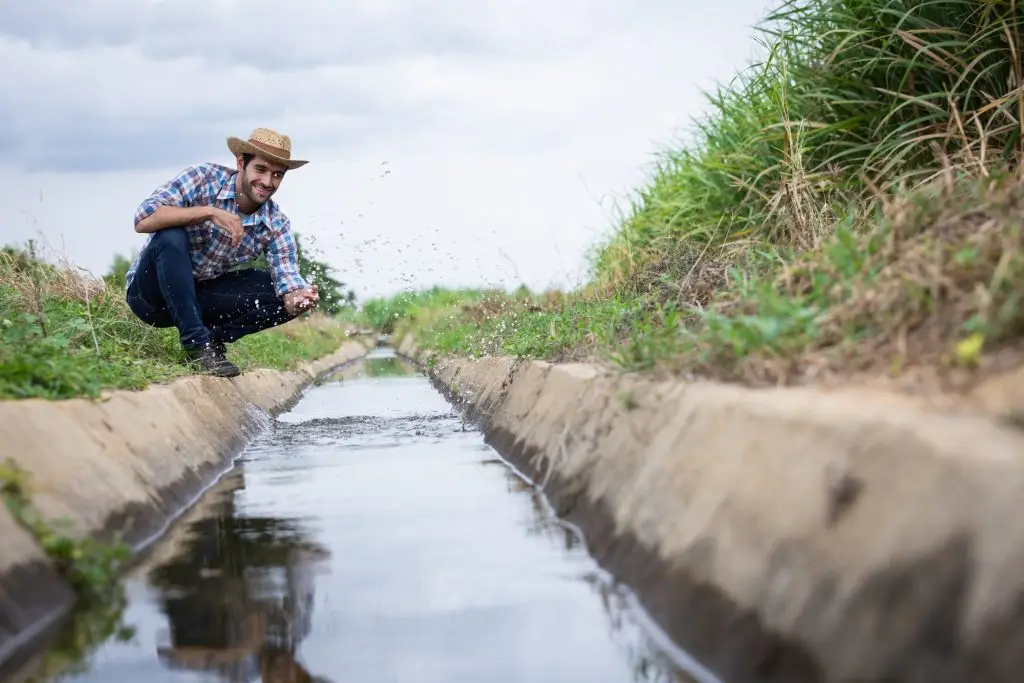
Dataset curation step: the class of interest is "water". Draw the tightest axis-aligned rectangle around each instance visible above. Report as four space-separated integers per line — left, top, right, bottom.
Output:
17 348 712 683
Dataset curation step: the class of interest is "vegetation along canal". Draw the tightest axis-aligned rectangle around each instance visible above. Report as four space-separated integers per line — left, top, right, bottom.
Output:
16 347 716 683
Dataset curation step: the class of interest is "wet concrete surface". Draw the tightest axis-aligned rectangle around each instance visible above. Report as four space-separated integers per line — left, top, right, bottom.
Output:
15 348 713 683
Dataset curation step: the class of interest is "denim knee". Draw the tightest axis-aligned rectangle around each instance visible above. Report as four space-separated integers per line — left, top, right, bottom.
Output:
149 227 190 253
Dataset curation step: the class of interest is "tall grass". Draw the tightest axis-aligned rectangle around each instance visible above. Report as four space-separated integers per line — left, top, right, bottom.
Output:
594 0 1024 289
375 0 1024 391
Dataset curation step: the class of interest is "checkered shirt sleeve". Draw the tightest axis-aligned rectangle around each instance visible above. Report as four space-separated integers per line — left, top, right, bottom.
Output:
266 216 309 296
133 164 211 226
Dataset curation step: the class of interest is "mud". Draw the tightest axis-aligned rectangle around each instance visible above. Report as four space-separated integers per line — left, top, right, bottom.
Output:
398 334 1024 683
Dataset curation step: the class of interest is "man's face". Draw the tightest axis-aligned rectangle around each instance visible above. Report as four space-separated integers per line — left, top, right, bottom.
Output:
238 154 288 205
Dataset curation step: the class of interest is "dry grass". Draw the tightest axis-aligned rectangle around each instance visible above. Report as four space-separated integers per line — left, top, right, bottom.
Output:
674 171 1024 393
0 244 108 311
592 0 1024 292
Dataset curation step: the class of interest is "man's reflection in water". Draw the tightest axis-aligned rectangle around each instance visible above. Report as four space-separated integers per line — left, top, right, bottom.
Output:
147 485 332 683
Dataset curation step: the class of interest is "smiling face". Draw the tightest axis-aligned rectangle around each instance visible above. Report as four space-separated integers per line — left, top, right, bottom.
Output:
235 153 288 209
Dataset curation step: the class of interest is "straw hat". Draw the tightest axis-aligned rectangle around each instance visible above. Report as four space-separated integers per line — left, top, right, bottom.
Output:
226 127 308 169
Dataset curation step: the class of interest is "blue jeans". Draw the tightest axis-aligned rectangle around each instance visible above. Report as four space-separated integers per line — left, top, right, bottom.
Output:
126 227 296 351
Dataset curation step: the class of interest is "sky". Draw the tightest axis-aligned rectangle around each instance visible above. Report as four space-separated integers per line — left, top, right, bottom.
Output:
0 0 775 302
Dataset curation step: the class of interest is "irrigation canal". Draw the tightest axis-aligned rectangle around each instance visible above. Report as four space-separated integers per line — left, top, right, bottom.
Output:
13 347 716 683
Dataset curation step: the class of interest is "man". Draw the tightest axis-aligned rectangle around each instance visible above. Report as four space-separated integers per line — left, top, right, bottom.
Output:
125 127 320 378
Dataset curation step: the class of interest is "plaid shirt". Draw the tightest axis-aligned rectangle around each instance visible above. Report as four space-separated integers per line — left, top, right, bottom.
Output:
125 162 308 297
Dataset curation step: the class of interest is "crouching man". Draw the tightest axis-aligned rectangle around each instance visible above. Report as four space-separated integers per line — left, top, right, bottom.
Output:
125 128 320 378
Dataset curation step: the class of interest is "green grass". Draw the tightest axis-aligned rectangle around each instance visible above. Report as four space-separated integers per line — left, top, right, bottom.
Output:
592 0 1023 289
388 172 1024 388
0 245 355 400
361 286 501 334
356 0 1024 392
228 315 354 371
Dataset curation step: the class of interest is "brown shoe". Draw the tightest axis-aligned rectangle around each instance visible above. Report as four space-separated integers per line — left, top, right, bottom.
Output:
185 344 241 378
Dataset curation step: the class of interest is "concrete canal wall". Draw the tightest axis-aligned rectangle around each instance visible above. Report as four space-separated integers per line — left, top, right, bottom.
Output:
398 334 1024 683
0 339 370 672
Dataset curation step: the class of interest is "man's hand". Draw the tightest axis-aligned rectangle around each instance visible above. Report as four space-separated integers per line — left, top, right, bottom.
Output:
210 208 244 248
283 285 320 316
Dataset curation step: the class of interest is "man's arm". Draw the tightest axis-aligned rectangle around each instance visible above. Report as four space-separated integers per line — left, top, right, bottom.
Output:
135 206 217 234
265 218 310 298
133 164 214 234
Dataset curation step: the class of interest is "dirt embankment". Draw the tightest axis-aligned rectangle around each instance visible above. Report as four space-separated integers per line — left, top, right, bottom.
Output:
0 339 370 671
398 334 1024 683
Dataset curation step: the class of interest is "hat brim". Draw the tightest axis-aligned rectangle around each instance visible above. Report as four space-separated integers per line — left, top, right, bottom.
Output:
226 136 308 169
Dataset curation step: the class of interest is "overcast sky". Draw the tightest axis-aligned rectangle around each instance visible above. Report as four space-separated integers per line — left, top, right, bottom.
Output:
0 0 774 301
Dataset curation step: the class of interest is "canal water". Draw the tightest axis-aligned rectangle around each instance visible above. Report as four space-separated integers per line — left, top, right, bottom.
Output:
17 348 714 683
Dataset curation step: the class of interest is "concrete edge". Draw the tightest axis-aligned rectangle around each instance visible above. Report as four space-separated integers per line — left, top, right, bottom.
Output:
0 336 373 672
396 334 1024 683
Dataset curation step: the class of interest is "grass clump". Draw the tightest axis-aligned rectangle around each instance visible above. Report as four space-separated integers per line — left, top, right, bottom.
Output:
594 0 1024 288
0 459 130 603
1 458 137 681
0 242 355 400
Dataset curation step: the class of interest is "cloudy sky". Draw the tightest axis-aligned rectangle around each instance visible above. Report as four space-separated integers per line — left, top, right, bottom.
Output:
0 0 774 301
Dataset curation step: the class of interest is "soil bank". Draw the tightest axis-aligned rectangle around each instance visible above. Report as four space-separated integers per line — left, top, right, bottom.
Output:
397 334 1024 683
0 338 371 672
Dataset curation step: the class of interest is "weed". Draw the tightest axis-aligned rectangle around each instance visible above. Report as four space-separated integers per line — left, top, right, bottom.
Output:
0 458 136 682
18 600 136 683
0 459 130 604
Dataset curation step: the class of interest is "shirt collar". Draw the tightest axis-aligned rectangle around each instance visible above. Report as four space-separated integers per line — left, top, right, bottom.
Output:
217 171 273 228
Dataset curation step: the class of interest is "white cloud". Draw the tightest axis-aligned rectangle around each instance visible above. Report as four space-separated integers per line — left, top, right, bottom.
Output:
0 0 681 69
0 0 775 300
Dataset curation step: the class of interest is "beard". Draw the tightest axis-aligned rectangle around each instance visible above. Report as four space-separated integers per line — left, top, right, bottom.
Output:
242 171 275 204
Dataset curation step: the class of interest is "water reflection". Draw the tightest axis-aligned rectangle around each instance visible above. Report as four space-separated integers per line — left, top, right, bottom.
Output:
583 571 693 683
510 473 699 683
147 477 332 683
325 346 413 383
362 356 411 377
